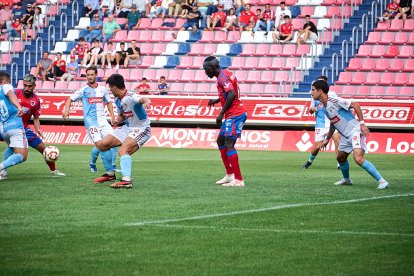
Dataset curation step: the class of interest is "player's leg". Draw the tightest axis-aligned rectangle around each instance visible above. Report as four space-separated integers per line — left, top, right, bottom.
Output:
0 146 14 179
332 131 340 168
34 142 66 176
111 147 121 172
0 129 28 175
303 128 326 169
215 133 234 184
89 146 100 172
334 135 353 186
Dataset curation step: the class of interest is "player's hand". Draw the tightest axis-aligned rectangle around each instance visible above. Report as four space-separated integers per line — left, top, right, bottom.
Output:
361 124 370 137
140 97 151 109
319 139 329 151
208 99 218 107
17 108 23 117
38 130 45 140
62 109 69 120
216 113 223 126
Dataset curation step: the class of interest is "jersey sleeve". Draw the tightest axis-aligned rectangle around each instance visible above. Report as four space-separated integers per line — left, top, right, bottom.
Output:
102 87 112 103
219 74 235 93
69 87 83 102
2 84 14 96
130 93 142 105
333 95 351 110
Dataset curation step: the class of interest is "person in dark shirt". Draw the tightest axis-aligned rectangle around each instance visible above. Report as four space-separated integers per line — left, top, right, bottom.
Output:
172 4 201 38
12 2 24 20
21 3 35 27
124 40 141 68
158 76 169 95
115 42 128 70
394 0 412 20
297 15 318 45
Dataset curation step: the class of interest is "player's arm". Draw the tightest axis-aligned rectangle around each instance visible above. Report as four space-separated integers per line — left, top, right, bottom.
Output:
320 123 335 150
106 101 116 124
62 98 73 119
5 90 23 116
33 117 45 139
350 101 370 137
216 89 235 125
208 98 220 106
139 97 152 109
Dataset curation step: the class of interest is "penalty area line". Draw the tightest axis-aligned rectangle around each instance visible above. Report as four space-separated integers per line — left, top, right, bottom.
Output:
126 193 414 227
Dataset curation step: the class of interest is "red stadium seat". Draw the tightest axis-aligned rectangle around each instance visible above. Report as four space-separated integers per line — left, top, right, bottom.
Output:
169 83 184 95
341 85 356 96
181 70 195 81
142 69 156 81
399 87 413 99
350 72 365 85
162 31 175 42
402 59 414 72
245 71 261 83
378 72 394 85
354 86 368 97
383 45 399 58
264 84 277 94
238 84 251 95
280 44 296 57
138 18 151 30
274 71 289 83
360 58 376 71
379 32 394 44
375 21 390 31
188 43 203 56
365 72 380 85
160 18 175 30
374 59 389 72
259 71 274 83
41 81 55 90
244 57 258 69
370 86 385 97
298 7 314 18
149 18 163 30
384 87 399 98
370 45 385 57
283 58 299 70
139 43 152 55
366 32 381 44
183 83 197 94
138 56 154 68
168 70 182 81
176 56 193 69
155 69 169 81
127 30 140 41
389 19 404 31
136 30 151 42
267 44 283 56
394 73 408 85
191 56 205 69
118 68 130 79
388 59 404 72
250 84 264 96
408 74 414 86
408 32 414 44
194 70 213 82
400 45 414 57
394 32 408 45
174 18 186 30
225 31 240 43
256 57 272 69
325 6 341 18
295 44 310 56
212 31 227 43
356 45 372 57
347 58 362 71
128 69 143 81
336 72 352 85
240 44 256 56
196 83 210 94
269 57 285 70
228 57 245 69
255 44 269 56
203 44 217 55
54 81 68 92
150 31 165 42
199 31 214 43
234 71 248 83
111 30 127 42
403 19 414 32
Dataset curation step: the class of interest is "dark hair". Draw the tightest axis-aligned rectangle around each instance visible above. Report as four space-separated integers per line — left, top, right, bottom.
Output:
23 74 36 84
280 1 285 4
107 41 113 45
43 51 49 55
106 74 126 89
93 39 99 43
203 56 220 69
120 42 125 45
284 15 290 19
305 14 310 18
36 7 42 12
0 72 11 83
56 52 62 55
256 8 262 12
79 37 85 41
142 77 147 81
160 76 166 80
316 75 328 82
86 66 98 74
313 80 329 94
245 3 251 7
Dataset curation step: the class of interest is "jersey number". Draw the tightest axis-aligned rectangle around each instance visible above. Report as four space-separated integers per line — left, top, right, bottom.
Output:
0 100 9 121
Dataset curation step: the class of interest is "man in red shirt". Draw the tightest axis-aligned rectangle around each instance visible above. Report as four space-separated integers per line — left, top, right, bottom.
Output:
272 15 294 43
237 3 255 36
70 37 89 64
52 52 66 80
205 4 226 31
203 56 248 187
134 77 151 94
252 3 275 36
379 0 399 21
1 74 65 177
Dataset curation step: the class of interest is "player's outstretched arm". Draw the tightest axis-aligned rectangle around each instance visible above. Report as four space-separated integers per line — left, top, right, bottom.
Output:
62 98 73 120
6 90 23 116
207 98 220 106
350 101 370 137
139 97 151 109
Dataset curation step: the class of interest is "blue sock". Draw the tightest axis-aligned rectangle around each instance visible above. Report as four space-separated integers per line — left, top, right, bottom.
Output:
111 147 118 166
120 155 132 180
2 153 24 170
338 160 350 179
361 160 383 181
308 154 316 163
3 147 14 162
100 150 113 173
90 146 100 164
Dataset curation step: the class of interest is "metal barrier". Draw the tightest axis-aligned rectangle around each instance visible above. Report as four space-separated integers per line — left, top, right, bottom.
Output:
22 49 31 77
35 36 43 65
279 80 287 97
8 38 16 58
10 62 18 86
48 25 56 53
60 12 68 40
321 66 329 79
351 26 359 56
331 53 338 82
58 0 65 14
361 13 369 43
71 0 79 28
289 67 297 88
300 53 308 77
341 39 349 70
371 1 378 30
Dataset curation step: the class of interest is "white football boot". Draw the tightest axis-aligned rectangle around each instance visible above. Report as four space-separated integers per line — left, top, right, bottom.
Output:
334 178 353 186
222 179 245 187
377 179 389 190
216 174 234 185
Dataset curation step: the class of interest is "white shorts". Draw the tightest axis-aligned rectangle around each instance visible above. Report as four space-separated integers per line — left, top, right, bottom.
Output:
300 31 318 42
111 125 151 148
86 123 113 143
315 127 329 142
339 131 367 154
1 128 28 149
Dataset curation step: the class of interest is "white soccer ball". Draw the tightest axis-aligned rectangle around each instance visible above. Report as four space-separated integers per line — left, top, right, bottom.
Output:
43 146 60 162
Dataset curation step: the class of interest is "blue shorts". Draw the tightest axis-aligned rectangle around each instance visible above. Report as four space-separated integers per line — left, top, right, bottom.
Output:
25 127 43 148
182 22 198 29
219 113 247 140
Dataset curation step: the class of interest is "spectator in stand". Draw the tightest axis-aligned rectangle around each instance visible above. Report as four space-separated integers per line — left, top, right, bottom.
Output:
83 39 104 67
115 41 128 70
21 4 34 28
237 3 255 36
157 76 169 95
205 4 226 30
134 0 150 18
172 4 201 39
171 0 184 18
101 41 117 69
219 0 234 14
102 13 121 43
149 0 162 19
272 15 294 43
51 52 67 81
61 55 79 82
154 0 174 19
12 2 24 20
135 77 151 94
118 0 133 18
0 4 13 33
84 0 100 18
124 40 141 68
4 18 22 40
252 3 274 37
70 37 89 64
297 15 318 45
84 14 103 42
197 0 213 29
124 4 141 30
378 0 399 21
33 7 45 33
274 1 291 28
221 7 236 31
34 51 53 81
394 0 411 20
180 0 196 17
100 0 116 17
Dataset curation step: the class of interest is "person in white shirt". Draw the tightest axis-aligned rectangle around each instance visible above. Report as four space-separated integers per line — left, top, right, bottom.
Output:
274 1 291 28
101 41 117 69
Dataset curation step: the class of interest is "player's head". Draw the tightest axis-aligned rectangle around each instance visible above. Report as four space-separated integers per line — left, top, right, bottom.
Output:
311 80 329 100
284 15 291 23
0 72 11 85
316 75 328 82
203 56 221 79
86 66 98 84
23 74 36 96
106 74 126 97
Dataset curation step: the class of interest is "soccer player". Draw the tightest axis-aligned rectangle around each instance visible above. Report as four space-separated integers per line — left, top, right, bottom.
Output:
2 74 65 177
303 76 339 169
0 72 27 180
311 80 389 190
203 56 247 187
62 66 116 183
93 74 151 189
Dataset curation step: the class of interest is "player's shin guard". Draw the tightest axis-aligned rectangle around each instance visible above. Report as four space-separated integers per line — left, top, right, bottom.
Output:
3 147 14 162
308 153 316 163
1 153 24 170
120 155 132 181
111 147 118 166
100 150 114 174
361 160 383 181
219 146 232 174
338 160 350 179
227 150 242 180
90 146 100 164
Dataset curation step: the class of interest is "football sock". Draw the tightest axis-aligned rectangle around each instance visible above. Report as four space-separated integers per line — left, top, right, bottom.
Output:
46 161 56 171
227 149 242 180
308 153 316 163
3 147 14 161
1 153 24 170
111 147 118 166
361 160 383 181
90 146 100 165
219 146 232 175
338 160 350 179
100 150 113 174
120 155 132 181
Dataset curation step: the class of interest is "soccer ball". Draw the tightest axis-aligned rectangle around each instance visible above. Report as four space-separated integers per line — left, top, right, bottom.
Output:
43 146 60 162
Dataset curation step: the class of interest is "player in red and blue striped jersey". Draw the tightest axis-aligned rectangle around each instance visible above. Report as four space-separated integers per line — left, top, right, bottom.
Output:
203 56 247 187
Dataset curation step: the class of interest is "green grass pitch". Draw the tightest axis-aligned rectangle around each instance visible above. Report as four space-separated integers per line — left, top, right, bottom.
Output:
0 145 413 275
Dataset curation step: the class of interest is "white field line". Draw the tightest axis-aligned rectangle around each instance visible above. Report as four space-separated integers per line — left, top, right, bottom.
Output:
153 224 414 237
126 193 414 226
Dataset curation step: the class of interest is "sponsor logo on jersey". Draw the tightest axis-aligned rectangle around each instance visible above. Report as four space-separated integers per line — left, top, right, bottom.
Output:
88 97 103 104
122 111 134 118
329 116 340 124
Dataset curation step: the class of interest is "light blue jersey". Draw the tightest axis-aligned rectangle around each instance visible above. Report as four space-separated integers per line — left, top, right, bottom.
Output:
69 84 112 128
0 84 24 132
114 92 150 128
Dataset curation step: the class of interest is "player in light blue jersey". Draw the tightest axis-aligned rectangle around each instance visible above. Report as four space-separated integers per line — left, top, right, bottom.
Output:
94 74 151 189
0 72 28 180
303 76 339 169
62 67 117 184
311 80 389 190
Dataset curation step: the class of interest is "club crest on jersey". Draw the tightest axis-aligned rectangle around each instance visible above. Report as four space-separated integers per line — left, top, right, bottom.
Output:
329 116 340 124
88 97 103 104
224 82 231 90
30 100 36 107
353 135 358 140
317 103 323 109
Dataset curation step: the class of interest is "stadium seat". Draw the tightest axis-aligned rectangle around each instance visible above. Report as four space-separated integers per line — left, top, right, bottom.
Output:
283 58 300 70
295 44 310 56
316 19 330 31
342 84 359 95
168 69 182 81
112 30 127 42
375 21 390 31
408 32 414 44
388 59 404 72
336 72 352 84
400 45 414 57
155 69 169 81
370 86 385 97
245 71 261 83
194 70 212 82
175 31 190 42
244 57 258 69
225 31 240 43
219 57 232 68
274 71 289 83
269 57 285 69
347 58 362 71
350 72 365 85
149 18 163 30
403 19 414 32
313 6 327 18
160 18 176 30
383 45 399 58
228 44 243 56
152 56 167 68
394 32 408 45
371 45 385 57
181 70 195 82
139 56 154 68
255 44 269 56
399 87 413 99
67 81 81 91
136 30 150 42
176 56 193 69
408 74 414 86
384 87 399 98
212 31 227 43
215 44 230 56
353 86 367 97
174 18 186 30
374 59 389 72
196 83 210 94
360 58 375 71
162 31 175 42
150 31 165 42
183 82 197 94
128 69 143 81
292 19 303 30
379 32 394 45
234 71 248 83
169 83 183 95
256 57 272 69
118 68 130 80
389 19 404 31
298 6 314 18
188 43 203 56
402 59 414 72
356 45 371 57
176 43 190 55
365 72 380 85
240 44 256 56
394 73 408 85
199 31 214 43
259 71 274 83
228 57 245 69
366 32 381 44
378 72 394 85
203 44 217 55
163 43 179 55
267 44 283 56
191 56 205 69
280 44 296 57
